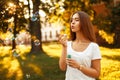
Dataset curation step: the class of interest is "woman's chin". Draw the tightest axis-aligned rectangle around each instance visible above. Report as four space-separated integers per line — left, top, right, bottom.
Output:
71 30 76 32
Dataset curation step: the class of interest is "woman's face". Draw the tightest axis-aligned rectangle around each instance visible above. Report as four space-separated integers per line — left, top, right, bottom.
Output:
70 13 81 32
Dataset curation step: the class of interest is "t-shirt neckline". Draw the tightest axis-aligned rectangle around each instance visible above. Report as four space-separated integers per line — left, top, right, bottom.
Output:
70 41 92 53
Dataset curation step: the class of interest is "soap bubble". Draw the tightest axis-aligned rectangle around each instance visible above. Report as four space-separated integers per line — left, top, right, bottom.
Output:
21 61 24 65
19 41 24 45
11 36 15 40
26 74 30 78
12 49 20 57
31 15 37 21
34 39 40 46
7 28 13 32
31 11 39 22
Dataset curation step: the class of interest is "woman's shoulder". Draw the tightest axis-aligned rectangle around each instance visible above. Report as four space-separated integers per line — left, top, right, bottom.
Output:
90 42 99 47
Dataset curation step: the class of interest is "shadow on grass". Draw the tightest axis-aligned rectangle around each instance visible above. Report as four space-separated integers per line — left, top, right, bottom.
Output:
0 51 65 80
102 55 120 61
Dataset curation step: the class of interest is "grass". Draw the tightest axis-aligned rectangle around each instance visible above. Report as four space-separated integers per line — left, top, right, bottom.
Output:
0 42 120 80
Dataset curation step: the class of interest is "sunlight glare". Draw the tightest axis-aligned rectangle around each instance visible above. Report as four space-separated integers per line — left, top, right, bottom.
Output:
39 10 46 17
24 0 28 5
7 59 23 79
8 2 16 8
41 0 51 3
28 64 43 76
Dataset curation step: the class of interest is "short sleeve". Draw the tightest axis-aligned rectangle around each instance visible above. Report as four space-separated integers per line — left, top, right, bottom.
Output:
92 43 102 60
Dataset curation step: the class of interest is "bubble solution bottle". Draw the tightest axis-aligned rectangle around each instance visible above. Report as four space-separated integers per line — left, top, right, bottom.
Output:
67 54 71 58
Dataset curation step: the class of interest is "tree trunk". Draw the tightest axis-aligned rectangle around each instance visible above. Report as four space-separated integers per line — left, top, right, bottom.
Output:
12 0 19 50
114 26 120 48
30 0 43 54
12 13 17 50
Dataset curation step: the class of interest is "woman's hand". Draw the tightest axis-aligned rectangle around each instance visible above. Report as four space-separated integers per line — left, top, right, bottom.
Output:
66 58 80 69
58 34 67 47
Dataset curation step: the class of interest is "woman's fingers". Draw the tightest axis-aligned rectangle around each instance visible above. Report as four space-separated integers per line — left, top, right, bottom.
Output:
58 34 67 47
66 58 79 68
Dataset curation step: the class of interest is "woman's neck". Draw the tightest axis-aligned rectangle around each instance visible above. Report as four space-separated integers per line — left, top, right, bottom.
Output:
75 32 90 43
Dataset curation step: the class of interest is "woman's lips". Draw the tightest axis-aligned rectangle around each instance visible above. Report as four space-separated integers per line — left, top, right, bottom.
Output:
71 26 74 29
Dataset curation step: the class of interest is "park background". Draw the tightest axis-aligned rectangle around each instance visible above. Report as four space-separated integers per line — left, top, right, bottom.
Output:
0 0 120 80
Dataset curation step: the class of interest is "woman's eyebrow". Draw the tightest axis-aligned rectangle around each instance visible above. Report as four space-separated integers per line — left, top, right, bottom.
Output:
71 17 80 19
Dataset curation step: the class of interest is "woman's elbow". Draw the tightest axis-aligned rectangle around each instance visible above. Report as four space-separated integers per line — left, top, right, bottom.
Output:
94 72 100 78
59 66 66 71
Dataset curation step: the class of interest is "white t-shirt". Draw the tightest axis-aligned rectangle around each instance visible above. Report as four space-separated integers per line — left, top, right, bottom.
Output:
65 41 101 80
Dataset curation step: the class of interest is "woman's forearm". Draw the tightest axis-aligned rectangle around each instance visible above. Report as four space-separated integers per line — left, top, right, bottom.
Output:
77 60 101 78
59 46 67 71
78 65 100 78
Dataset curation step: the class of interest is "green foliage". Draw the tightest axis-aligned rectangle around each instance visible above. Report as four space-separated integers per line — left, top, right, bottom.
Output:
90 0 112 4
93 2 120 33
92 1 120 47
93 14 113 33
111 4 120 30
63 0 93 22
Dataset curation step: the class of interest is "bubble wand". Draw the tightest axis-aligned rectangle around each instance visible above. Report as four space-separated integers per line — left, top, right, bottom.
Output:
57 26 67 47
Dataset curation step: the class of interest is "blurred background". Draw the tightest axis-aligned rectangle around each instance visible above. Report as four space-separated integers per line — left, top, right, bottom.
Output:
0 0 120 80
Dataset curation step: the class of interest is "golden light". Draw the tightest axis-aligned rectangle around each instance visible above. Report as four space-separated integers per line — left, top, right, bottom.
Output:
39 10 46 17
8 2 16 8
7 2 16 14
99 30 115 44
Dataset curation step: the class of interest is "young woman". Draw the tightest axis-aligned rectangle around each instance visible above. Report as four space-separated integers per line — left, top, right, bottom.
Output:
58 11 101 80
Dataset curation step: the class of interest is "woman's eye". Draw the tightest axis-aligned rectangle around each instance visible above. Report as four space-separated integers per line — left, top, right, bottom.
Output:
70 19 73 22
70 18 79 22
75 19 79 21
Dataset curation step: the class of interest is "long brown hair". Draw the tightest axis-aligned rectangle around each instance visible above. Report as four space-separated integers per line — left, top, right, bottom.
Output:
70 11 96 42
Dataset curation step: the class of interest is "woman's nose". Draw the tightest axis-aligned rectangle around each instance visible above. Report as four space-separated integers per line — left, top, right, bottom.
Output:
71 20 75 24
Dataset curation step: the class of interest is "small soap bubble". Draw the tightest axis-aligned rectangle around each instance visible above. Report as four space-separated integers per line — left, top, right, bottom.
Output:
11 36 15 40
31 15 37 21
20 41 24 45
34 11 39 16
8 28 13 32
64 26 66 31
34 39 40 46
12 49 20 57
31 11 39 21
63 34 67 37
26 74 30 78
21 61 24 65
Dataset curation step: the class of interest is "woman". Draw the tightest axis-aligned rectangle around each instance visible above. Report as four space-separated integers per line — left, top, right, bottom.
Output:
58 11 101 80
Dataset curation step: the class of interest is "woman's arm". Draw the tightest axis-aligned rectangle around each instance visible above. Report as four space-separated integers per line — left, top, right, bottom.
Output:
58 34 68 71
67 59 101 78
59 46 67 71
79 59 101 78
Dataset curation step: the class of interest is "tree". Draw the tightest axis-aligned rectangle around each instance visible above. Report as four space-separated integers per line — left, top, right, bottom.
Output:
28 0 64 53
111 4 120 47
29 0 42 53
0 0 12 32
0 0 27 50
91 1 120 47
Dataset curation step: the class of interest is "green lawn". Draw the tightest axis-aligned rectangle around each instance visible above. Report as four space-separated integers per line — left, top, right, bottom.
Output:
0 42 120 80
